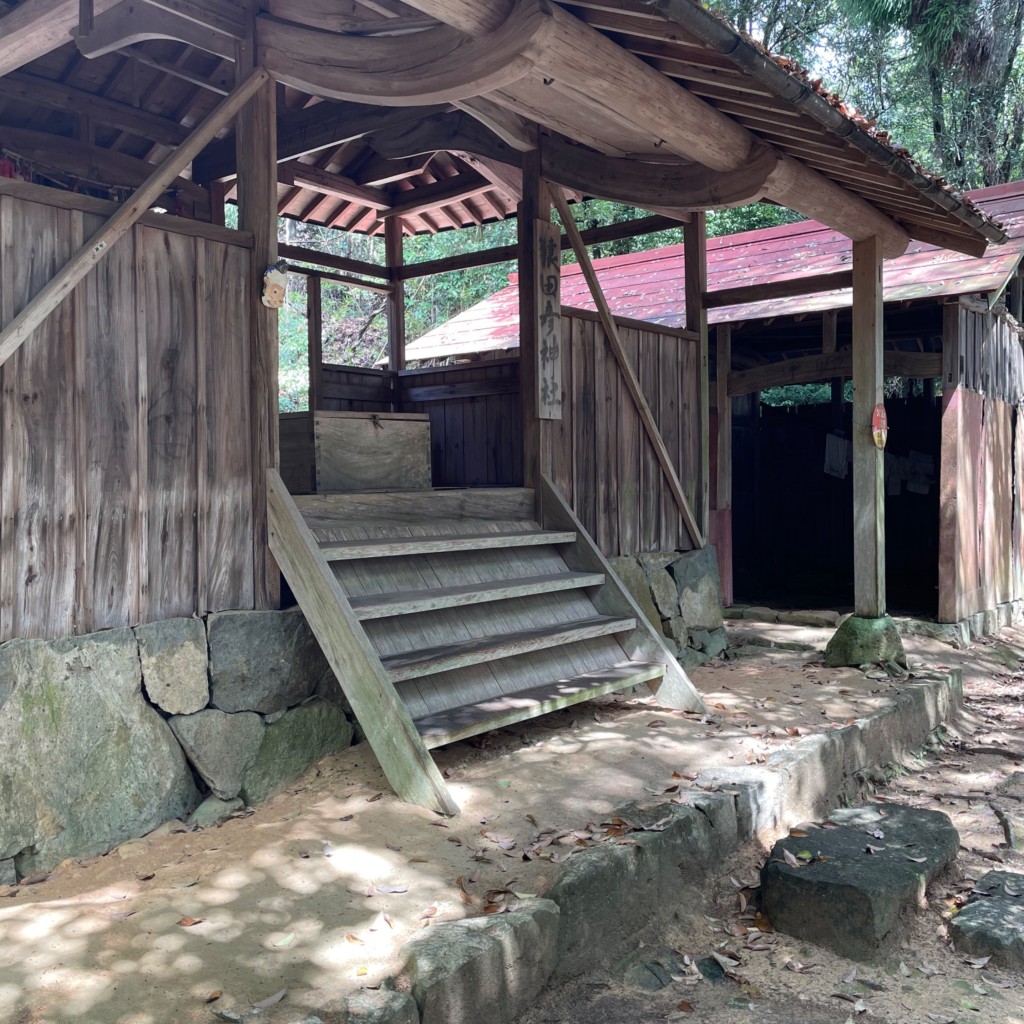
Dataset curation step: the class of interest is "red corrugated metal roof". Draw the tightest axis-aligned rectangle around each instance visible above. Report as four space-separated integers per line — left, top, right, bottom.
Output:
405 180 1024 361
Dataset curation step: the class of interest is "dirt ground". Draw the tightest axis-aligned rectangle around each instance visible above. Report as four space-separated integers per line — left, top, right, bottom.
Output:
517 625 1024 1024
2 618 1023 1024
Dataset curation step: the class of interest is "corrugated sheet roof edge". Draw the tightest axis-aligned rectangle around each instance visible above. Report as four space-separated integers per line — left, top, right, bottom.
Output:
649 0 1008 245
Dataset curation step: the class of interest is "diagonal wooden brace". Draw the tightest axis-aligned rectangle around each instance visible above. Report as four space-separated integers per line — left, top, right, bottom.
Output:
551 189 705 549
0 65 270 369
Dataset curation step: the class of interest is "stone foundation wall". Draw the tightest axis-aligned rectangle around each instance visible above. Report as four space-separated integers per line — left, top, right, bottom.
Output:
608 546 727 669
0 609 352 882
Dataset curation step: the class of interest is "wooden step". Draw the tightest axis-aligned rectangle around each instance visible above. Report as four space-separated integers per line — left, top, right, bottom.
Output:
414 662 666 748
348 571 605 620
381 614 636 682
319 529 576 561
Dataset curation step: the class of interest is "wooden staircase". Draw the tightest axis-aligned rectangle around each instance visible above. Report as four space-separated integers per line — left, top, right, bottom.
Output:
267 472 707 814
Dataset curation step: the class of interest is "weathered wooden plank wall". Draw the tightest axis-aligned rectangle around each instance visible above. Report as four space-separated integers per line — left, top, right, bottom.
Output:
939 306 1024 622
320 364 395 411
0 190 253 644
542 310 700 556
397 359 522 488
295 310 699 559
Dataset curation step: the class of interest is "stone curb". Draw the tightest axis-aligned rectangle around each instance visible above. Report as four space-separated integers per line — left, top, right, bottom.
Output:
338 671 963 1024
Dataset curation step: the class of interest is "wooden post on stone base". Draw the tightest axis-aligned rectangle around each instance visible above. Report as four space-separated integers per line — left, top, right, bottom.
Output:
851 235 885 619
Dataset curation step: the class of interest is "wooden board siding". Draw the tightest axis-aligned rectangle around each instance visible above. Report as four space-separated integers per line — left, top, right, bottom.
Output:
938 306 1024 623
319 364 395 411
397 359 523 488
542 312 700 556
0 189 254 643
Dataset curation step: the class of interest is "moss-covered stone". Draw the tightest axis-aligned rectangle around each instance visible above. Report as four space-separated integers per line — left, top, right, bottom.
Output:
0 630 199 875
240 698 353 804
824 615 907 668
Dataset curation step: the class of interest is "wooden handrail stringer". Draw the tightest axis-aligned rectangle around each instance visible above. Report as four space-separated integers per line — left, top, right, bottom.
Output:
266 469 459 815
537 475 708 714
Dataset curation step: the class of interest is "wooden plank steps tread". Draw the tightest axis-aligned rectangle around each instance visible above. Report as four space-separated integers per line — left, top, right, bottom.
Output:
348 571 606 619
415 662 666 748
319 529 576 561
382 614 636 682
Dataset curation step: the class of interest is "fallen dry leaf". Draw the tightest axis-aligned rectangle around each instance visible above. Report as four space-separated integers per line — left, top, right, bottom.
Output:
204 991 222 1004
366 792 383 803
177 917 203 927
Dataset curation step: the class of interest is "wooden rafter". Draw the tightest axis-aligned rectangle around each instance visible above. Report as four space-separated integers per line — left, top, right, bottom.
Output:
381 171 491 220
0 0 121 77
72 0 237 59
194 101 450 182
0 123 205 203
279 160 390 211
0 70 189 146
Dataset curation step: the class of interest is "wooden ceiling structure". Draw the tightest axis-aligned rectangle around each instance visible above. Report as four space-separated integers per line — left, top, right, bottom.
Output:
0 0 1011 635
0 0 1008 253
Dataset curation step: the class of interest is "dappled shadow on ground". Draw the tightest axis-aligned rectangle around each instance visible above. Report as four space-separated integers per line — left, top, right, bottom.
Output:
0 618 963 1024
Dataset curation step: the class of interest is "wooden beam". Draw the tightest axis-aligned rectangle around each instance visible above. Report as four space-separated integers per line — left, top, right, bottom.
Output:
552 189 705 549
354 152 434 187
400 213 683 280
278 242 390 280
0 123 204 200
903 221 988 259
454 152 522 201
285 264 391 294
0 0 120 76
307 273 322 413
727 350 941 397
234 32 278 612
685 212 710 536
386 216 406 373
715 324 732 512
141 0 245 37
195 101 450 183
540 137 777 211
72 0 236 58
256 4 541 106
0 71 189 146
279 160 390 210
0 66 269 370
938 302 961 622
705 270 854 310
851 235 886 617
115 45 231 95
518 147 545 491
380 172 491 220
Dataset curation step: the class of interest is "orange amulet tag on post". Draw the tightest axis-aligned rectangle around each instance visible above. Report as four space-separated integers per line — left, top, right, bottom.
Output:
872 404 888 450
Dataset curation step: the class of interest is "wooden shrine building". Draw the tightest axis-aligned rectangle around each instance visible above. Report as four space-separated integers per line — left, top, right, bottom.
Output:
404 180 1024 627
0 0 1008 813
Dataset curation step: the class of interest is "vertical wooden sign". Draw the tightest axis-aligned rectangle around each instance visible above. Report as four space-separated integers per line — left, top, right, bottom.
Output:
536 218 562 419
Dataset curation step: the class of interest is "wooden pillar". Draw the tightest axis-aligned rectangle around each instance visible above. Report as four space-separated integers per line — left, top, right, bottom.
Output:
307 274 322 413
518 147 549 490
822 309 844 430
386 216 406 375
684 212 709 536
938 301 962 622
713 323 733 604
235 7 279 609
851 236 885 618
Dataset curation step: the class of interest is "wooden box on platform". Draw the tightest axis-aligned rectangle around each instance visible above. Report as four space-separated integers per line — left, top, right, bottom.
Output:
280 410 432 495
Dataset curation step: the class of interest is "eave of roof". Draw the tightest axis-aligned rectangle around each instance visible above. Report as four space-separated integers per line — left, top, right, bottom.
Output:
404 179 1024 361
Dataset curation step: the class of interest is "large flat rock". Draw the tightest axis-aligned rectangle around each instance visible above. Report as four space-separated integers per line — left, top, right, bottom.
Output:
761 804 959 961
950 870 1024 968
207 608 329 714
0 630 199 875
